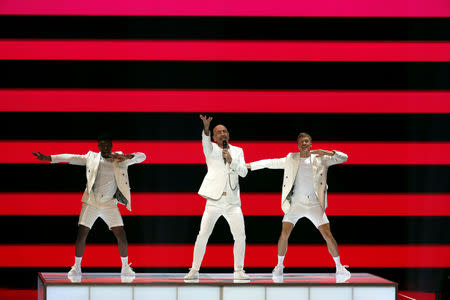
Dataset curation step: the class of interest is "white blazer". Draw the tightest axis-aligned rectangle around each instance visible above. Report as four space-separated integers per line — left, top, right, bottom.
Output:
51 151 146 211
250 151 347 213
198 131 248 203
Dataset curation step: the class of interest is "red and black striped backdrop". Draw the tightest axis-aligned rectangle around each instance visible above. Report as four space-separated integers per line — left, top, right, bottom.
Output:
0 0 449 296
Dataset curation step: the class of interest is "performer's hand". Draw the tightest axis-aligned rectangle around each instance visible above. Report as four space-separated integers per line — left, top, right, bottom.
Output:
110 153 133 162
200 114 213 135
222 148 232 163
32 152 51 161
246 163 251 169
310 149 335 157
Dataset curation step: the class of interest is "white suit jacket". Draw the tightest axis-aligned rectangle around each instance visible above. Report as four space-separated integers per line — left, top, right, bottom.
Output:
51 151 146 211
250 151 347 213
198 131 248 203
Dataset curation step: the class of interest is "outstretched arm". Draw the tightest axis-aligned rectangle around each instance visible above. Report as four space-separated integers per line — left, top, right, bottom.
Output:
248 157 287 171
34 152 89 166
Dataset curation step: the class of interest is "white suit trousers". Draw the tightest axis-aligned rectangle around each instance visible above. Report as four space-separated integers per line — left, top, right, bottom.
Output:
191 200 246 271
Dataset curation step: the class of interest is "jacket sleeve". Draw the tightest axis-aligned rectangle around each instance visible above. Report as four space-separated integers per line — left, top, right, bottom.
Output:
201 130 213 157
229 148 248 178
126 152 146 166
50 153 89 166
323 150 348 166
250 156 287 171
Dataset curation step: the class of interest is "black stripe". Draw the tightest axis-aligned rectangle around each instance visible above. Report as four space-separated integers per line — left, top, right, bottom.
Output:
0 16 449 40
2 61 449 89
0 216 448 245
2 164 450 193
2 112 450 141
0 267 447 293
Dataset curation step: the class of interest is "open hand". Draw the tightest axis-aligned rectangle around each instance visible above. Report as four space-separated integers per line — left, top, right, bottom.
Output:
32 152 51 161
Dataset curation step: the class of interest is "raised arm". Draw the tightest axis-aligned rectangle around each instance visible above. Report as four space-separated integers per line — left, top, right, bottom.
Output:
230 148 248 178
200 114 213 156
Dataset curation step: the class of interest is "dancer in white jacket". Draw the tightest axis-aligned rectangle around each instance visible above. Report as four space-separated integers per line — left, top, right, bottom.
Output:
247 132 350 280
33 135 146 278
185 115 249 281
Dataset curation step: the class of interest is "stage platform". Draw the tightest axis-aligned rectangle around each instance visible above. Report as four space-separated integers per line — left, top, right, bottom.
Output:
38 272 397 300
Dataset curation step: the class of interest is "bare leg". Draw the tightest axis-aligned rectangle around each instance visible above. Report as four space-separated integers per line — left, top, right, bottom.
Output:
318 223 339 257
111 226 128 257
277 222 294 256
75 225 90 257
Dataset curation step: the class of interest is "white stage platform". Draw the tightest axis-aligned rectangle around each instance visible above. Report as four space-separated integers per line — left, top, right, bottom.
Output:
38 272 398 300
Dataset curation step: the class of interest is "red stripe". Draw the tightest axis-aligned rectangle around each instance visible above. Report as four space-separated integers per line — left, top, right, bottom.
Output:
7 140 450 165
0 0 449 17
0 245 448 267
1 193 449 216
1 89 449 113
2 40 450 61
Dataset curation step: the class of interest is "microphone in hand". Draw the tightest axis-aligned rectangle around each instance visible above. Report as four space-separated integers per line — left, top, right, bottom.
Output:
222 140 228 164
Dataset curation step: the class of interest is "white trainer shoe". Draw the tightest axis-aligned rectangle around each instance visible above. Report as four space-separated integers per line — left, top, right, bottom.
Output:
184 268 199 280
336 265 351 282
68 264 81 276
234 270 250 280
121 263 135 276
121 274 136 283
336 265 351 276
272 265 284 278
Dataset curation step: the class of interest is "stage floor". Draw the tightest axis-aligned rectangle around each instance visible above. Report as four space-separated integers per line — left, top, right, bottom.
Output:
39 272 394 285
38 272 398 300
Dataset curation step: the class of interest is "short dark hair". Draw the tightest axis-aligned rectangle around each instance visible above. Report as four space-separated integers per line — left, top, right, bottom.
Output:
297 132 312 141
97 133 113 143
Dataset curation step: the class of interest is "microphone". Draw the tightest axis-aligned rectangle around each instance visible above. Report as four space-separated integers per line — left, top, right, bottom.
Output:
222 140 228 164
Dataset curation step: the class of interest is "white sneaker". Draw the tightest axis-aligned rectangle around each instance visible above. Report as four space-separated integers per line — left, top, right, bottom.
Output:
184 268 199 280
336 272 351 283
233 270 250 280
68 264 81 276
336 265 351 276
121 263 135 276
121 274 136 283
336 265 351 282
272 265 284 278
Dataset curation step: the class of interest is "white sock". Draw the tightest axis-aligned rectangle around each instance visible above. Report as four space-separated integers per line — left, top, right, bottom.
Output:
74 256 82 267
121 256 128 267
277 256 285 267
333 256 341 268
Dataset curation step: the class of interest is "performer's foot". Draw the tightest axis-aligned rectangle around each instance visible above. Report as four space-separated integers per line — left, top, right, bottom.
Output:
233 269 250 280
68 264 81 276
121 274 136 283
184 268 199 280
336 265 351 278
121 263 135 276
272 265 284 278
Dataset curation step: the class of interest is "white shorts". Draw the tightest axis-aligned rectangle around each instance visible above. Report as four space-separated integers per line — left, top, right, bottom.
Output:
78 203 124 230
282 203 329 228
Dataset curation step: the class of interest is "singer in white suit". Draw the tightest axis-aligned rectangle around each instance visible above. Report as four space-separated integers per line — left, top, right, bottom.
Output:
185 115 250 281
247 132 351 281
